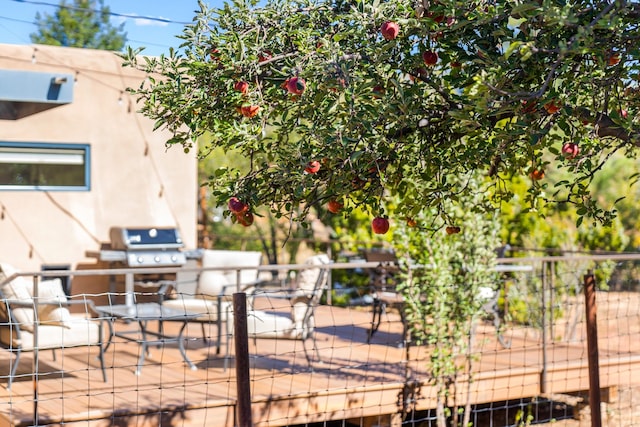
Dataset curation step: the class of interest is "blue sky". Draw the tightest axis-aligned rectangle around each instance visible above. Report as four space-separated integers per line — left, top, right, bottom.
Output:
0 0 224 56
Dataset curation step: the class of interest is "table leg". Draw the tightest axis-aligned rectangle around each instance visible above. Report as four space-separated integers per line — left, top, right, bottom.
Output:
125 273 135 308
178 322 197 371
135 320 148 375
368 298 383 343
102 317 115 353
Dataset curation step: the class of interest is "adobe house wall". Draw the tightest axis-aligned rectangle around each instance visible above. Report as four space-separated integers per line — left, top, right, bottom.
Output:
0 43 198 277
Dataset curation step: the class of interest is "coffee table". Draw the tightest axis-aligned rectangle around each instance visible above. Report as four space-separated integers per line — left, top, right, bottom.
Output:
95 302 199 375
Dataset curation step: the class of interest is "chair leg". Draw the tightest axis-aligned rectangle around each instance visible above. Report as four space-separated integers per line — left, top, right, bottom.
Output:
311 334 321 363
368 299 383 343
216 299 223 354
8 348 21 390
98 323 107 382
224 315 233 372
201 322 208 343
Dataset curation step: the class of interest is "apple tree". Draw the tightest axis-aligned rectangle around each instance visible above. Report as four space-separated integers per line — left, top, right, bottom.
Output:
122 0 640 231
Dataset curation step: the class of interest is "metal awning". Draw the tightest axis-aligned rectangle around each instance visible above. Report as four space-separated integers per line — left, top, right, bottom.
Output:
0 69 74 120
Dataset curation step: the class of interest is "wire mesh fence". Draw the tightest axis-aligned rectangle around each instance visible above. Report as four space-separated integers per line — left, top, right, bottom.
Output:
0 254 639 426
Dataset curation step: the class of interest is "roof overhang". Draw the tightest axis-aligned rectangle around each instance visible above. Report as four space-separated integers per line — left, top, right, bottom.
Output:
0 69 74 120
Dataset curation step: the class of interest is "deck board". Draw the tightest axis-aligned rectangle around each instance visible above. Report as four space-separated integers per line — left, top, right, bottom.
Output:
0 293 638 426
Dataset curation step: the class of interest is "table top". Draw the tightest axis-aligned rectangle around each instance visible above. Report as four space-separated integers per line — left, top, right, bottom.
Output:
95 302 199 321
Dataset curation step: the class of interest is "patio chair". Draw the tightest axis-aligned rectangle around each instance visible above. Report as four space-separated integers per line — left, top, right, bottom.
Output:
160 250 263 355
241 254 331 366
361 249 405 344
0 262 106 390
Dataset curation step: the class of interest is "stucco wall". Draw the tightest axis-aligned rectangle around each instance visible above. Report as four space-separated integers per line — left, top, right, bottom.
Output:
0 43 198 272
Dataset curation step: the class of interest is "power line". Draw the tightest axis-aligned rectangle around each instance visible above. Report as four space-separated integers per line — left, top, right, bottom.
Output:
0 14 177 50
126 37 173 49
9 0 192 25
0 4 184 51
0 14 33 25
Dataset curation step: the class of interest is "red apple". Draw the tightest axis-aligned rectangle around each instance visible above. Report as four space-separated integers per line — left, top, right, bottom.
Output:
371 217 390 235
422 50 438 67
327 200 343 214
607 52 620 66
236 211 254 227
228 197 248 214
427 12 445 23
530 169 545 180
406 218 417 227
620 109 628 118
305 160 320 174
543 101 561 114
380 21 400 40
258 50 272 63
561 143 580 159
286 77 306 95
445 226 461 235
372 85 385 98
239 105 260 118
234 81 249 94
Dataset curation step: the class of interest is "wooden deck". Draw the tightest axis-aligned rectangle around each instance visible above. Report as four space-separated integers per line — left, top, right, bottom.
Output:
0 292 639 427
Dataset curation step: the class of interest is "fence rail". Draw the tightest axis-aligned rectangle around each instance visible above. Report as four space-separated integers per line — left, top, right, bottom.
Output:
0 254 639 426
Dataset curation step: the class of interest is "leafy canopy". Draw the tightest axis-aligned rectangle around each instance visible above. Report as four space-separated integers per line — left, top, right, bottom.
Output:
31 0 127 51
123 0 640 230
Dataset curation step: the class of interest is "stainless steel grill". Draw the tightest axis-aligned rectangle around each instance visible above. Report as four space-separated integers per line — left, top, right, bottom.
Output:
100 227 187 267
87 227 189 307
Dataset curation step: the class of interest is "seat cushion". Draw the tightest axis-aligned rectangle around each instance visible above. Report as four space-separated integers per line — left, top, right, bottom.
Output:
246 310 297 339
0 316 101 351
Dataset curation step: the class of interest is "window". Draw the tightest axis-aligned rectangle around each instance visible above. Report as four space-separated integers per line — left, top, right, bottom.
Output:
0 142 90 190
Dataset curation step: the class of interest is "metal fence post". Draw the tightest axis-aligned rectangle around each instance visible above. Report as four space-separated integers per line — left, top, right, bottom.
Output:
233 292 253 427
32 274 40 426
541 261 548 394
583 271 602 427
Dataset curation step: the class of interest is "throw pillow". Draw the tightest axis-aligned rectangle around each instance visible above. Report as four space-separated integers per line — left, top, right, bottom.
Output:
30 278 72 328
0 263 36 330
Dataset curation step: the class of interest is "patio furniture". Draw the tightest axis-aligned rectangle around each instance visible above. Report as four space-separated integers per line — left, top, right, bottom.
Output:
0 262 106 390
241 254 331 366
160 250 263 355
361 249 404 344
94 302 198 375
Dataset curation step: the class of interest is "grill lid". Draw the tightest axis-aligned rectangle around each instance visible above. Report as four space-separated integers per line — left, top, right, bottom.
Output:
109 227 184 251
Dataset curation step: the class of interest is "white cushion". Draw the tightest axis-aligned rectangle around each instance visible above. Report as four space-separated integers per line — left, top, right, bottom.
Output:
30 279 73 328
197 271 230 297
0 264 73 331
296 254 330 294
0 263 35 330
201 250 262 289
0 316 101 351
246 310 296 339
